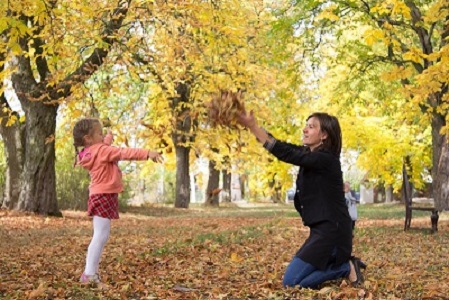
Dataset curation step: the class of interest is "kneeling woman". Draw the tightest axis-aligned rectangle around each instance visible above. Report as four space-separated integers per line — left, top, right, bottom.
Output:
237 110 365 288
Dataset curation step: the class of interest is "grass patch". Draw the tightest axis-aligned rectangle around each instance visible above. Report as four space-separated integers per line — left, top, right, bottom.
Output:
123 202 297 218
80 201 420 220
123 201 427 220
358 203 430 219
193 225 265 244
151 225 267 256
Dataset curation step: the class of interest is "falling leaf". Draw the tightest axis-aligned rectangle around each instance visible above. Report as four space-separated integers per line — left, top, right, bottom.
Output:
210 188 222 196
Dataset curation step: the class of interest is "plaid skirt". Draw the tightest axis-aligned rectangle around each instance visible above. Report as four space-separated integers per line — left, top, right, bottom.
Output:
87 193 119 219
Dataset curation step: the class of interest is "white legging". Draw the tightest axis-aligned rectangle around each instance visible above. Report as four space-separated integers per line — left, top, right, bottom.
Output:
84 216 111 275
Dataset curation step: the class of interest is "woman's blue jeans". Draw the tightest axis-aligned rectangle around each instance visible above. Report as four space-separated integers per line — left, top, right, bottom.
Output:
283 256 350 289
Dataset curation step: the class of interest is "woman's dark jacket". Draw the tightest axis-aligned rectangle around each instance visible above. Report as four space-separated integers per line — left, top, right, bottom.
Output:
264 136 352 270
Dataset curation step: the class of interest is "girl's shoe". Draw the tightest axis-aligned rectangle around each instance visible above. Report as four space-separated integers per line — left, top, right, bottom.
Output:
80 273 108 289
80 272 100 284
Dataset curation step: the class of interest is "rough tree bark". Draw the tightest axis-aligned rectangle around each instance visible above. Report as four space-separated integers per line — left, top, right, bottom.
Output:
205 160 220 207
402 158 414 203
0 113 25 210
172 82 192 208
435 136 449 211
221 169 232 202
429 94 449 210
0 42 25 210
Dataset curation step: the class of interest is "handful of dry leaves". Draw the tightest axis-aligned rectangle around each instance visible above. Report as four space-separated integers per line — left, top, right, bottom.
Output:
208 90 245 128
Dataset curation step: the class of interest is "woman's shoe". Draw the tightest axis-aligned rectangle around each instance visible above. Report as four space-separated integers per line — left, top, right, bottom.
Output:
350 256 367 269
349 257 365 287
359 260 367 270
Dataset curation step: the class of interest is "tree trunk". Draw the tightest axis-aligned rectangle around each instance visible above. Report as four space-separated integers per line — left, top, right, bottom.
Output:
231 171 242 201
435 136 449 211
174 145 190 208
0 119 25 209
205 160 220 207
172 82 192 208
385 185 393 203
240 173 247 200
430 112 449 210
0 102 60 215
221 169 231 202
9 45 61 215
402 159 413 203
0 53 24 210
16 102 60 215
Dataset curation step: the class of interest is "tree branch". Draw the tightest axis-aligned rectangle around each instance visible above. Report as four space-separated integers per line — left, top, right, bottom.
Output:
130 52 171 92
52 0 132 100
10 14 40 103
31 16 51 81
405 1 433 56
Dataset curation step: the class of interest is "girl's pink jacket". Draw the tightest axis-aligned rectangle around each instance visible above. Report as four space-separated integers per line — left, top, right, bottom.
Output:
77 134 149 195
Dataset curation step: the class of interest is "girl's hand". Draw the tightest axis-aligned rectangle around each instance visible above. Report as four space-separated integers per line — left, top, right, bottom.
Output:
237 109 257 128
103 129 114 145
148 151 164 163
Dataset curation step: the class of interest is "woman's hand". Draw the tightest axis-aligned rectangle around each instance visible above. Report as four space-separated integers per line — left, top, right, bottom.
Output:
237 108 270 145
237 110 257 128
148 151 164 163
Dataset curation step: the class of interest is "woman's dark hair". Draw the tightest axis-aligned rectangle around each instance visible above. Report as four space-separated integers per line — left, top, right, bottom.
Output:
307 112 342 156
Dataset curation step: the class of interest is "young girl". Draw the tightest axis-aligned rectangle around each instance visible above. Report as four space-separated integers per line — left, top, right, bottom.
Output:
73 118 163 285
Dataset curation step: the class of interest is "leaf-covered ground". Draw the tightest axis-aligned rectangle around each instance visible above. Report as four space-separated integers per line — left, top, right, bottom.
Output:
1 204 448 300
